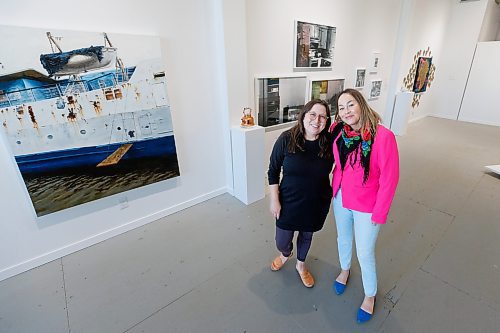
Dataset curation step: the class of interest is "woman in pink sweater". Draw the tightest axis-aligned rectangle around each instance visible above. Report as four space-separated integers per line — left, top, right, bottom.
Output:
330 88 399 323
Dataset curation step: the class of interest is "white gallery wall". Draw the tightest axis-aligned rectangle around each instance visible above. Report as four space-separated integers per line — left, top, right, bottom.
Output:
458 41 500 125
245 0 403 177
457 0 500 125
0 0 232 281
411 0 500 124
221 0 251 127
430 0 489 120
394 0 452 123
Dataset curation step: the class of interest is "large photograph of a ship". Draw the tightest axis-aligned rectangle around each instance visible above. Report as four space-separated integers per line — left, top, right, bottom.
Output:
0 26 180 216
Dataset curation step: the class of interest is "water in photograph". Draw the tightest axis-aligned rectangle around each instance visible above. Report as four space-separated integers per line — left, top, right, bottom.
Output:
22 156 180 216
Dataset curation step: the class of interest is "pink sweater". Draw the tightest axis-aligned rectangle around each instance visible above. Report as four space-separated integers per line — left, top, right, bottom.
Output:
332 124 399 224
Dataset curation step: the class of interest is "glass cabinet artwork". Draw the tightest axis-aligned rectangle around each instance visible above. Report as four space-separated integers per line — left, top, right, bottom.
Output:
259 78 280 126
255 76 307 128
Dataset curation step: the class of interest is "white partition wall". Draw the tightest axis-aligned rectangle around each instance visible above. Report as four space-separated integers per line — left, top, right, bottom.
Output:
458 41 500 126
429 0 489 120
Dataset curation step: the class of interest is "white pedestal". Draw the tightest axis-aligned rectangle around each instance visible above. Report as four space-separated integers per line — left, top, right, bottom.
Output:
485 165 500 175
391 91 413 136
231 125 265 205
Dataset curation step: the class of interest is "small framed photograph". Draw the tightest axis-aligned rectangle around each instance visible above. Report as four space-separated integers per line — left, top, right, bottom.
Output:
307 77 345 116
294 20 337 69
354 68 366 88
369 79 382 99
369 52 381 73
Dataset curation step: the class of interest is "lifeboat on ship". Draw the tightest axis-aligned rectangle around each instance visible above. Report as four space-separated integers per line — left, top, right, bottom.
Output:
40 46 117 77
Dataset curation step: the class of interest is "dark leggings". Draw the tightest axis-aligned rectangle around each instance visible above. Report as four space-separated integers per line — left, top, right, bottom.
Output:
275 226 314 262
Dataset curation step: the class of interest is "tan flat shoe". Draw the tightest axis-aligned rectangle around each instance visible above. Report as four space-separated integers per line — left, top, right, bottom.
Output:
270 252 292 271
297 269 315 288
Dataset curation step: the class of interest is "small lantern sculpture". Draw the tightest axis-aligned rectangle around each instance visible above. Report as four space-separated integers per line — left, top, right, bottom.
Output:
240 107 255 127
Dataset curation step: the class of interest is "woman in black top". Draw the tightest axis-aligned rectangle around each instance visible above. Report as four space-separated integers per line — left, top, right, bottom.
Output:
268 99 334 287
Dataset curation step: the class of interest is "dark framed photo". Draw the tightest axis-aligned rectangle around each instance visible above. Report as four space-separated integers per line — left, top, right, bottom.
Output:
354 68 366 88
294 20 336 69
369 80 382 99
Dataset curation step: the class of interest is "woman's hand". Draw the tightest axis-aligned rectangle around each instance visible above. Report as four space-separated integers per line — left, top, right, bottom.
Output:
268 184 281 219
270 198 281 219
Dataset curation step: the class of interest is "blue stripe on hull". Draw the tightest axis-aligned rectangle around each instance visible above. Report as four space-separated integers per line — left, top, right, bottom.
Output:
15 136 177 174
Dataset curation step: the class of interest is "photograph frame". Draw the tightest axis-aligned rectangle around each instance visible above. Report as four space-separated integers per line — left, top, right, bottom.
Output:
369 52 381 73
368 79 382 99
294 20 337 69
307 77 345 116
354 68 366 88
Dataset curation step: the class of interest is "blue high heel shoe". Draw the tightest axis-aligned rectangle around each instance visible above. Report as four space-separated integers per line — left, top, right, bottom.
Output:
333 270 350 295
357 297 376 323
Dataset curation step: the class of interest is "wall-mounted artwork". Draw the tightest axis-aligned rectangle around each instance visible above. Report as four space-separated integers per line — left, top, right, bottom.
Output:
412 57 432 93
369 52 381 73
369 80 382 99
255 75 307 128
294 20 336 69
0 26 180 216
403 47 436 107
354 68 366 88
308 78 344 116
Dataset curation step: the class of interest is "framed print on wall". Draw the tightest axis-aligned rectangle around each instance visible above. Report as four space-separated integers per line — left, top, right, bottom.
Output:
294 20 336 69
369 52 381 73
354 68 366 88
412 57 432 93
369 79 382 99
0 25 180 216
308 78 344 116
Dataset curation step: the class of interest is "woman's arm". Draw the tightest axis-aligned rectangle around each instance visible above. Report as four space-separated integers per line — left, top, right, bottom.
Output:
269 184 281 219
267 133 287 219
372 130 399 224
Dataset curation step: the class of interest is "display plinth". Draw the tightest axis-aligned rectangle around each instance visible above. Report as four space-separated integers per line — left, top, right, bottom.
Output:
485 165 500 176
231 126 265 205
391 91 413 136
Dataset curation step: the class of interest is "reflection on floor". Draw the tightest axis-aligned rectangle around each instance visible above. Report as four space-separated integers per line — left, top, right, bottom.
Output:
0 117 499 333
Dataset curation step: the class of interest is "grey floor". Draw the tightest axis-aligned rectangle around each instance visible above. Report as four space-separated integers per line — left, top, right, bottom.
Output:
1 117 500 333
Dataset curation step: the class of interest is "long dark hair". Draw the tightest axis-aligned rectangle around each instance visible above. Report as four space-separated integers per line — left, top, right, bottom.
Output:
288 99 332 159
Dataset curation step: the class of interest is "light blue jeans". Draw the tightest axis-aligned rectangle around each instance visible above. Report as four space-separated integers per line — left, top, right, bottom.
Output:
333 189 380 297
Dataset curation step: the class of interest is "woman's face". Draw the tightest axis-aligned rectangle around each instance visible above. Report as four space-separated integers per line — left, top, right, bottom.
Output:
338 93 362 131
303 103 328 140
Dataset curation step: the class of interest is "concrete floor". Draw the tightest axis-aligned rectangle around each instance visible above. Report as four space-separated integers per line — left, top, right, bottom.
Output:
1 117 499 333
